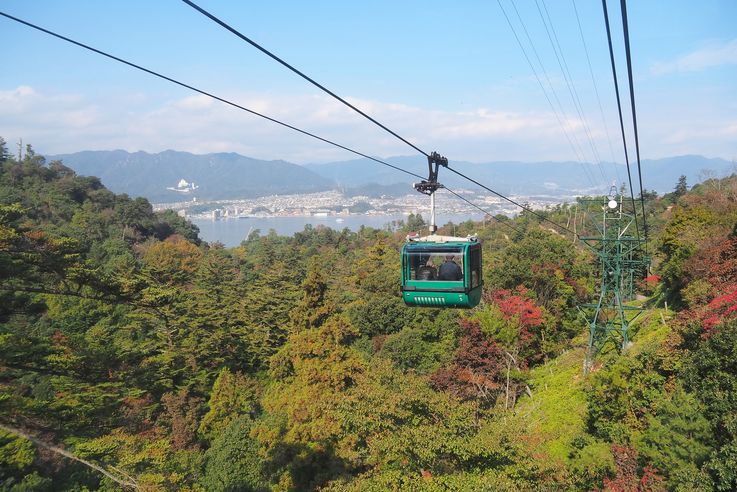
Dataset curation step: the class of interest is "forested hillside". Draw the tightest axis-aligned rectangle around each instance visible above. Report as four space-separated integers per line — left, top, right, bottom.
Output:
1 141 736 491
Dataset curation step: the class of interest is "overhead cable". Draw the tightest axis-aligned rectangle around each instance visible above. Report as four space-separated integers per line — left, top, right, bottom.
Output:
496 0 597 189
571 0 621 185
507 0 592 184
1 10 528 239
2 10 579 242
535 0 609 185
181 0 429 158
600 0 641 241
0 11 426 183
619 0 648 241
443 188 526 236
446 165 580 239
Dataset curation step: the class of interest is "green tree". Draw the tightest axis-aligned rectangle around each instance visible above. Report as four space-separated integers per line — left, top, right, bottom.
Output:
405 212 426 232
674 175 688 197
658 205 719 307
0 136 11 162
0 429 40 488
202 417 267 492
199 368 260 442
586 351 668 443
637 388 714 489
289 258 333 333
681 321 737 490
377 325 456 375
346 239 412 337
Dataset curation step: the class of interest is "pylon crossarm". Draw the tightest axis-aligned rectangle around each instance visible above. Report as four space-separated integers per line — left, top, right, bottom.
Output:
578 304 643 310
579 237 642 242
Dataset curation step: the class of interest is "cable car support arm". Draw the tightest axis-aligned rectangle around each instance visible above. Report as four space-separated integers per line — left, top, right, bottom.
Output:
414 152 448 234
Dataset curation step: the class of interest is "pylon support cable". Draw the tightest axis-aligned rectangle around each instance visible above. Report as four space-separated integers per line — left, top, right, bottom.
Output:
535 0 608 185
571 0 621 185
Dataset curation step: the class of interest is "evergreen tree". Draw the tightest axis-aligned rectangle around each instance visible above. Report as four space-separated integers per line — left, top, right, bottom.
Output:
199 368 259 442
0 136 11 162
202 417 267 491
674 175 688 197
289 258 333 333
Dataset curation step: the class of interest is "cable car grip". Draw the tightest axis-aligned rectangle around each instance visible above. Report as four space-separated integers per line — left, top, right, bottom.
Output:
413 151 448 195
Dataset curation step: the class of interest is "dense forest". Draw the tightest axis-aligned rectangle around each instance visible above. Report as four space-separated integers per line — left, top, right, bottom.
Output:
1 139 736 491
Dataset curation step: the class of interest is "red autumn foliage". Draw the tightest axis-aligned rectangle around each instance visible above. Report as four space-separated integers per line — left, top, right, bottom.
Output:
700 285 737 336
684 235 737 291
430 319 506 405
483 287 547 366
603 445 665 492
156 388 203 451
638 275 661 296
50 330 72 354
490 286 545 331
644 275 660 285
24 229 46 242
50 330 68 346
677 234 737 335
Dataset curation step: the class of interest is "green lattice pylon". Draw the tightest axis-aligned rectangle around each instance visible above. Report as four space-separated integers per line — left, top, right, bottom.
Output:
577 194 649 372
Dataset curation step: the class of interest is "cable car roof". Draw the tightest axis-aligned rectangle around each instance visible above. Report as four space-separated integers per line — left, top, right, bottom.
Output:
405 233 478 244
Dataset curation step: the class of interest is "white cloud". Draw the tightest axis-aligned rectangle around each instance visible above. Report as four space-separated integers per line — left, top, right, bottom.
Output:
1 85 734 164
663 120 737 145
651 38 737 75
174 95 214 110
0 85 35 100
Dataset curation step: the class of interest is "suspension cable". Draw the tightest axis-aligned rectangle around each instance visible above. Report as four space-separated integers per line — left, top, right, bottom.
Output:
0 10 427 184
443 188 526 236
181 0 429 158
619 0 648 244
571 0 621 185
536 0 609 185
446 165 580 239
2 10 526 240
496 0 597 189
3 9 590 244
600 0 641 241
507 0 591 182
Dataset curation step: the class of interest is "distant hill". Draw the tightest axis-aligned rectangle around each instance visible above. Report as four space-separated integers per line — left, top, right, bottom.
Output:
49 150 334 202
51 150 732 202
306 154 734 196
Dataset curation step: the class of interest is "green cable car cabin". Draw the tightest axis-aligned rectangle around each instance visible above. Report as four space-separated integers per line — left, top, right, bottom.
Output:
401 234 482 308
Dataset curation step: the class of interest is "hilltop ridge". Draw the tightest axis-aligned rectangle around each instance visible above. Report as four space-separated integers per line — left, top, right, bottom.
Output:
49 149 733 203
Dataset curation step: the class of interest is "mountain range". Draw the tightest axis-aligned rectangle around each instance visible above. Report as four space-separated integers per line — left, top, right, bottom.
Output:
49 150 333 202
49 150 733 203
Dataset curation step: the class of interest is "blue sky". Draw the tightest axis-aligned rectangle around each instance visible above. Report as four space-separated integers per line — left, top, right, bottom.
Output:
1 0 735 177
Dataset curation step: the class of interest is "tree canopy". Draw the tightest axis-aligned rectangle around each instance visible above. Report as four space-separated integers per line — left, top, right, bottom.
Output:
1 143 736 490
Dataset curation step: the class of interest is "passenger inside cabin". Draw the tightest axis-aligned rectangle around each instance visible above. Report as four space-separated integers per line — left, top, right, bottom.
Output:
417 257 437 280
438 254 463 281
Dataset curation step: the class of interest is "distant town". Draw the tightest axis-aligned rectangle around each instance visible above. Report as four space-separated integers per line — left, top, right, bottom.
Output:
152 189 575 221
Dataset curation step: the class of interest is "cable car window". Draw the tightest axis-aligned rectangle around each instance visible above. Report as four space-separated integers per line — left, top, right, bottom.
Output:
469 247 481 288
407 247 464 281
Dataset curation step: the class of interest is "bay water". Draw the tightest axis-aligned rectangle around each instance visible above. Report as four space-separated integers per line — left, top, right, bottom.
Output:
192 213 486 247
